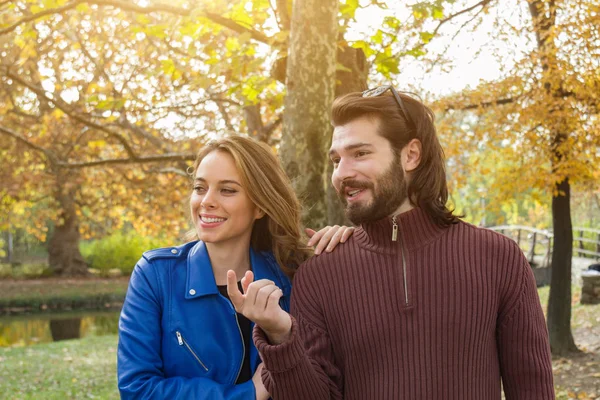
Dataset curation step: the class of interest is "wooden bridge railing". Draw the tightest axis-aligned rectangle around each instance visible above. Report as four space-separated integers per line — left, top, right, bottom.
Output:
487 225 600 266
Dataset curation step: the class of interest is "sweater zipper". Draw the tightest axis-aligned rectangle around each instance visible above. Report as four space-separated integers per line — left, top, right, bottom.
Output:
392 215 409 306
176 331 209 371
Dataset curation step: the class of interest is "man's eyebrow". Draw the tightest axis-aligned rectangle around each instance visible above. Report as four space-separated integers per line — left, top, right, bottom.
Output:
194 177 242 186
329 143 374 156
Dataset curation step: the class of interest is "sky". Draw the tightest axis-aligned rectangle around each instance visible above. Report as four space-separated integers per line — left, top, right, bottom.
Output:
348 0 534 98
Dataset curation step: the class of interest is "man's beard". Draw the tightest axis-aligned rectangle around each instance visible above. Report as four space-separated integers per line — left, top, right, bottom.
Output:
338 155 408 225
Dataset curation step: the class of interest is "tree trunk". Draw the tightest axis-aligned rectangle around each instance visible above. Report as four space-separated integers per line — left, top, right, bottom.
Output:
50 318 82 341
48 177 88 276
548 177 578 355
280 0 339 228
326 45 368 225
6 229 13 263
527 0 578 354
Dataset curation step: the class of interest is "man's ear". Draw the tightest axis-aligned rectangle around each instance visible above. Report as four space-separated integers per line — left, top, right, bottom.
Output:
402 139 422 173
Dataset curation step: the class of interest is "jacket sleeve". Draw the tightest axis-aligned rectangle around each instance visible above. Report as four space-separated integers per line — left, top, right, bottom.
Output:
253 263 343 400
496 247 555 399
117 260 255 400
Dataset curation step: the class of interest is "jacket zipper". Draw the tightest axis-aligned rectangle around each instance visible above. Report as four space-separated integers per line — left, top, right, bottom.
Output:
233 312 245 383
176 331 209 371
220 292 247 384
391 215 409 306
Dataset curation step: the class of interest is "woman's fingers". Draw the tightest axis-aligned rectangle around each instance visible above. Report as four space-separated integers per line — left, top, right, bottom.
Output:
308 225 355 254
226 270 245 311
241 270 253 294
340 226 355 243
327 226 355 251
306 226 329 247
244 279 275 306
266 286 284 309
255 284 281 311
313 225 339 255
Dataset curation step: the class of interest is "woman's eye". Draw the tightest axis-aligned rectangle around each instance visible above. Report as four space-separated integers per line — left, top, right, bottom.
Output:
193 186 206 193
222 188 237 194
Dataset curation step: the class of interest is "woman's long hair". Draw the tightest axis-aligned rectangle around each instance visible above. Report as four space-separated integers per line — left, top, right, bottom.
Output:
187 135 311 278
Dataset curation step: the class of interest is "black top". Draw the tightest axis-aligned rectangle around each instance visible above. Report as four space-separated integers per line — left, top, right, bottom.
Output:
217 282 253 384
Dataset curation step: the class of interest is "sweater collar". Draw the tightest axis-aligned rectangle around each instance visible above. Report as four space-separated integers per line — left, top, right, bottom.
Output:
353 207 448 254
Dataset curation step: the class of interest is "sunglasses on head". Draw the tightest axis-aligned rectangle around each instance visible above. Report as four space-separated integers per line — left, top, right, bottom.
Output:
362 85 414 129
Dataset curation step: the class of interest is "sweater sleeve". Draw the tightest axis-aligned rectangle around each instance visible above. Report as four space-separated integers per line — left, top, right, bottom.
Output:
497 251 555 399
253 263 344 400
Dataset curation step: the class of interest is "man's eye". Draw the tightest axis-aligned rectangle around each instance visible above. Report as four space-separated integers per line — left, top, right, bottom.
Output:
331 158 340 165
356 151 369 157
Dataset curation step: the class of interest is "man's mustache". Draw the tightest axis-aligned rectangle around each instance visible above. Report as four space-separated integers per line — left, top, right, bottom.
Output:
339 179 373 193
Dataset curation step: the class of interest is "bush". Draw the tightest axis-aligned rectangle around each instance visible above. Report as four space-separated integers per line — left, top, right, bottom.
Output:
0 262 51 279
20 262 52 278
0 263 11 279
80 231 172 276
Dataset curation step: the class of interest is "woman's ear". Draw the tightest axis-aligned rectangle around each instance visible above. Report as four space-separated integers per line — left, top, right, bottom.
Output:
254 207 266 220
402 139 422 173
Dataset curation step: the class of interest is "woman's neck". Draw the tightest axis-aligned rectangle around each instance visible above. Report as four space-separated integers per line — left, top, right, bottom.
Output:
205 241 252 286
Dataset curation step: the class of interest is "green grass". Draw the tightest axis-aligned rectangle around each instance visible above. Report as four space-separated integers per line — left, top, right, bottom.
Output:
0 334 119 399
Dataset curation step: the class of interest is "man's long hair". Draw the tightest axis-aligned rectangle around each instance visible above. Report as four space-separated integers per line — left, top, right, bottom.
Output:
331 92 459 227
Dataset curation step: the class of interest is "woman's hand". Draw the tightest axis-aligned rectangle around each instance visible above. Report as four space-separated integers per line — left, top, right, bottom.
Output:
306 225 354 255
227 270 292 345
252 363 270 400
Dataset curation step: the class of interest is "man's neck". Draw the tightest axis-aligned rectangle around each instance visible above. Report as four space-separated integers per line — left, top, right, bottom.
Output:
390 200 414 218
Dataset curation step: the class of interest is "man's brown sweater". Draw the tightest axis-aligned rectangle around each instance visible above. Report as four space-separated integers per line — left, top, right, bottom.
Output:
254 208 554 399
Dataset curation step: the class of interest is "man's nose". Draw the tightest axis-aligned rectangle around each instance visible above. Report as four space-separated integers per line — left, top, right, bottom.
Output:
332 158 356 186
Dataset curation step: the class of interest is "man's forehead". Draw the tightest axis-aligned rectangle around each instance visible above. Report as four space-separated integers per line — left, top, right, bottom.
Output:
330 118 382 153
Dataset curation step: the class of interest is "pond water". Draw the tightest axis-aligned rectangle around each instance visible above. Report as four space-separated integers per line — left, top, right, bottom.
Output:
0 310 120 347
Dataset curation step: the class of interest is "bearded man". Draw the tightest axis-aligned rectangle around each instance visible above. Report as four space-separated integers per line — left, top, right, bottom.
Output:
227 86 555 399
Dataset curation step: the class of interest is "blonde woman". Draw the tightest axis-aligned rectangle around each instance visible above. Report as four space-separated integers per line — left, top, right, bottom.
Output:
117 136 353 399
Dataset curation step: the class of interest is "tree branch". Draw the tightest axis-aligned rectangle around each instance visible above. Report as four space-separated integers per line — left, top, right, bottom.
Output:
411 0 493 53
217 102 236 132
90 0 272 44
444 96 515 111
0 1 84 36
1 124 195 169
0 125 59 165
274 0 291 30
1 0 274 45
58 152 196 168
4 69 139 159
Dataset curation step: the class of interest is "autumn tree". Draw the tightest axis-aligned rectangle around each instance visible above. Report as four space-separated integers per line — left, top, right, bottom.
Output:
1 0 389 269
405 0 599 354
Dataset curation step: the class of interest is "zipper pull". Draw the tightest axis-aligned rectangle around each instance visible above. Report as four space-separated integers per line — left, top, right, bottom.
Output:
392 215 398 242
176 331 183 346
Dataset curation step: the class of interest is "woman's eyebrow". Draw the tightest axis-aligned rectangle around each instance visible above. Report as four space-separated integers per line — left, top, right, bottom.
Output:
194 177 241 187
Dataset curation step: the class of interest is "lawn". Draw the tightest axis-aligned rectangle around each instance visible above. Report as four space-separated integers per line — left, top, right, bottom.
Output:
0 286 598 399
538 286 600 400
0 334 119 399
